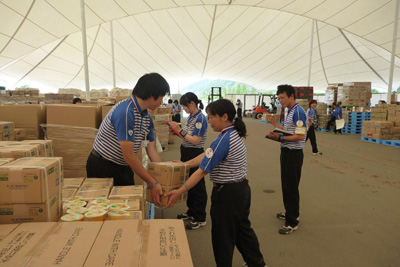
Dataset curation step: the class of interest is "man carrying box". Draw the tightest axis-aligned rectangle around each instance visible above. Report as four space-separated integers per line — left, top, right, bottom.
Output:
86 73 170 206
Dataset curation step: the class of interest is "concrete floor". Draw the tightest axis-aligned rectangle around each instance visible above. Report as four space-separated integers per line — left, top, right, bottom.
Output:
156 117 400 267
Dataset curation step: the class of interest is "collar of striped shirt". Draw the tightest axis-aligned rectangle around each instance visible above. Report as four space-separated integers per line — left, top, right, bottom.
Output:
288 102 299 113
219 125 235 136
130 95 148 116
189 110 202 120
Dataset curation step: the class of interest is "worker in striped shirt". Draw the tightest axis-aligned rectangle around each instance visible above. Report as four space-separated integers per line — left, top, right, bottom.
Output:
267 84 307 235
86 73 170 206
166 99 266 267
306 100 322 155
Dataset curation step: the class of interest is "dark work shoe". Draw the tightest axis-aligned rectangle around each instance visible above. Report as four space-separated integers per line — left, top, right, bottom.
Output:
279 225 298 235
185 220 206 230
276 212 285 220
177 213 193 220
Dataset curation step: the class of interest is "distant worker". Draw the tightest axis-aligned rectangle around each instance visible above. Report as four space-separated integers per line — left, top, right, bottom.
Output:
173 99 182 123
334 101 343 134
236 99 243 118
73 97 82 104
86 73 170 206
166 99 174 114
306 100 322 155
326 102 337 132
267 84 307 235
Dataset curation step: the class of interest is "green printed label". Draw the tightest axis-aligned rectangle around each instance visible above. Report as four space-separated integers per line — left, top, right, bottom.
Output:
34 175 39 180
38 208 43 213
48 167 54 175
0 176 8 181
50 197 56 206
0 208 13 215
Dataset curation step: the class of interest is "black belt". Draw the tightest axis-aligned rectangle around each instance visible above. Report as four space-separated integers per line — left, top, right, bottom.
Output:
91 149 103 159
213 178 247 188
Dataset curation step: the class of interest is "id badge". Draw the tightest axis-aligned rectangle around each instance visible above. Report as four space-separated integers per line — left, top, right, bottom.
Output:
295 126 306 135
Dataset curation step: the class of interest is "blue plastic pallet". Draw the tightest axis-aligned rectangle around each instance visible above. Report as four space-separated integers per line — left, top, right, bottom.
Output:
342 130 361 135
361 137 383 144
382 140 400 148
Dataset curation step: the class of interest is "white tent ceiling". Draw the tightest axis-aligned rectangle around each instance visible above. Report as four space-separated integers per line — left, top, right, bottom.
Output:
1 0 400 93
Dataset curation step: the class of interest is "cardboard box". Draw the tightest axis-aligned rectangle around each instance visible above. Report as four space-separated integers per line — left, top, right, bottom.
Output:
0 104 46 139
102 105 114 120
0 193 60 223
146 184 187 206
108 185 144 200
0 222 58 266
0 144 39 159
0 157 63 203
84 220 141 266
63 177 85 188
0 157 14 166
83 177 114 187
140 219 194 267
26 221 103 266
62 188 77 201
46 104 102 128
21 139 53 157
75 189 110 201
14 128 26 141
148 162 190 186
0 121 15 141
0 223 19 241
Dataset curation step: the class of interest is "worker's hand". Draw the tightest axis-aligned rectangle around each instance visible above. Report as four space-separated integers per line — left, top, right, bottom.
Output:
165 190 181 208
172 160 182 163
267 131 280 141
169 121 181 132
268 115 276 126
150 183 163 207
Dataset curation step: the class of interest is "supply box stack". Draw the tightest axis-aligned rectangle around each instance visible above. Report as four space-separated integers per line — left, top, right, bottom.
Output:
325 84 341 105
316 103 328 115
110 87 132 97
294 86 313 100
90 89 109 99
0 157 63 224
58 88 85 98
44 93 74 104
151 106 172 149
316 115 331 131
0 121 15 141
337 82 372 107
146 162 190 206
296 99 309 111
362 104 400 146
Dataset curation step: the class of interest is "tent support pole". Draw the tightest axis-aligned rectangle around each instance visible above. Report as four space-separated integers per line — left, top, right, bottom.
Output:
307 20 315 87
388 0 400 103
80 0 90 101
110 21 116 89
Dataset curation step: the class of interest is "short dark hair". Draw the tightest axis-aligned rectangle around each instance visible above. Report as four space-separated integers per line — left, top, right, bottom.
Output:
73 97 82 104
168 99 173 104
206 99 247 138
180 92 199 107
173 100 179 104
309 100 317 107
132 73 170 100
277 84 295 99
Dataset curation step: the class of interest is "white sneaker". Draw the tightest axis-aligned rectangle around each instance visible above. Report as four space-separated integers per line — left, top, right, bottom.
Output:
312 152 323 155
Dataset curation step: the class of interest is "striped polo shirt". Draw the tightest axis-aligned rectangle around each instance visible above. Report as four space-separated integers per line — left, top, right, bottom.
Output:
281 103 307 150
93 96 155 165
182 110 207 149
200 125 246 183
307 108 317 124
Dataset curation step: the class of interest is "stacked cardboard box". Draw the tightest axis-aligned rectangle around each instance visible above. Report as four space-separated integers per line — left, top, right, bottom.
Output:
110 87 132 97
324 84 341 105
0 121 15 141
75 178 113 201
0 104 46 139
0 144 40 159
316 115 331 129
337 82 372 106
154 106 172 148
21 139 54 157
58 88 85 98
0 219 193 267
146 162 189 206
316 103 327 115
90 89 109 99
46 104 101 177
0 157 63 223
0 158 14 166
362 104 400 140
44 93 74 104
296 99 309 111
14 128 26 141
14 87 40 96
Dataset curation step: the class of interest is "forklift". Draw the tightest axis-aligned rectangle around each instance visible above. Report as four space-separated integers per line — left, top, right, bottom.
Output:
252 94 277 119
208 87 222 103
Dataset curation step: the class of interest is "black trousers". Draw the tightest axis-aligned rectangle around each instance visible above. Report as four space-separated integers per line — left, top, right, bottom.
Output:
180 146 207 222
306 125 318 153
326 116 335 130
86 150 134 186
211 180 265 267
173 113 181 123
280 147 303 227
237 108 242 118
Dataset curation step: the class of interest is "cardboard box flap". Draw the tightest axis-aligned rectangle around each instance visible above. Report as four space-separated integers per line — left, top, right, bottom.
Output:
26 222 103 266
84 220 142 267
0 224 19 242
0 222 58 266
140 219 194 267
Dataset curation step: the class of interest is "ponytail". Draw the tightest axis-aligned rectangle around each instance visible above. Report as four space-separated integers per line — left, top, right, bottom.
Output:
233 117 247 138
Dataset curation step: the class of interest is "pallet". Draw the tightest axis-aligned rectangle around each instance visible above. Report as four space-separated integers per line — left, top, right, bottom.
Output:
382 140 400 148
360 137 383 144
342 129 361 135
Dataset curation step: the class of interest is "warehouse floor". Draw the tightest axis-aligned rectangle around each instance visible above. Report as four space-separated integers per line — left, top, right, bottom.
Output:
156 117 400 267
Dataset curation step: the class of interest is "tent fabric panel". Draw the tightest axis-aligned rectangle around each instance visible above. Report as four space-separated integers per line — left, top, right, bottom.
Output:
0 3 25 37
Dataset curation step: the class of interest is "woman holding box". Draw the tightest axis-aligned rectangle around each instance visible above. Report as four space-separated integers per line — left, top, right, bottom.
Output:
166 99 266 267
169 92 208 230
